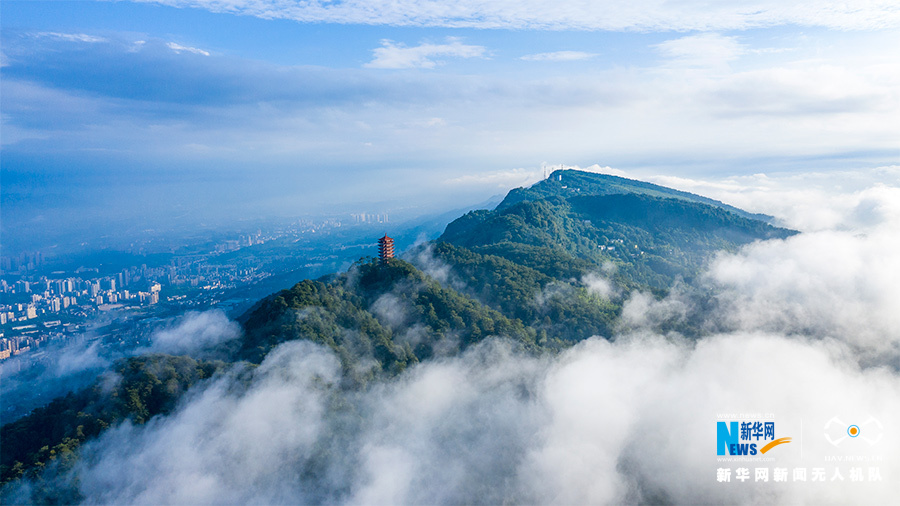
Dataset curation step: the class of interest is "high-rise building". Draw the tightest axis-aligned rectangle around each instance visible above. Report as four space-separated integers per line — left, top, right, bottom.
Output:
378 234 395 263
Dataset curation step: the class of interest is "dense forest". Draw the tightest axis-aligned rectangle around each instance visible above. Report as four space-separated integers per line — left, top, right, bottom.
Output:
1 169 796 499
1 355 226 493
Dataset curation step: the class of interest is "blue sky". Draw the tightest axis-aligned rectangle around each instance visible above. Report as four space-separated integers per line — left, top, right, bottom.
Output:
2 1 899 251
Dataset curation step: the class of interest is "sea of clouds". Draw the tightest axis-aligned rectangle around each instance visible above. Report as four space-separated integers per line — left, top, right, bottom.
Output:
7 170 899 504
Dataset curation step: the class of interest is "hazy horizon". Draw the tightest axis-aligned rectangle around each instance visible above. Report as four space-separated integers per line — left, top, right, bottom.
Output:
3 1 898 256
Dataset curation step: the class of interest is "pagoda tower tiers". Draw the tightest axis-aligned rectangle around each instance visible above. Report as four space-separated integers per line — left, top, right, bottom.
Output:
378 234 394 263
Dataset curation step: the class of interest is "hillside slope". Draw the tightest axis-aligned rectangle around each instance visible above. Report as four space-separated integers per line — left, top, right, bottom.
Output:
1 169 797 501
440 191 793 290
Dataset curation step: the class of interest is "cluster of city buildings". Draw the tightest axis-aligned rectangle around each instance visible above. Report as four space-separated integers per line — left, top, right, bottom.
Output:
1 274 162 324
0 262 171 360
350 212 389 224
0 324 68 360
0 251 45 273
1 214 383 362
0 255 276 361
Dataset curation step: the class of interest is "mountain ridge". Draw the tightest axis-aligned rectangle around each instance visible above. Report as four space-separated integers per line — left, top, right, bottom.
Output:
1 169 797 499
498 169 773 223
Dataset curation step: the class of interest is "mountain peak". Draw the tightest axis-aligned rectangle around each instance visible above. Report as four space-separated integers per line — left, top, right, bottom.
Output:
497 169 773 223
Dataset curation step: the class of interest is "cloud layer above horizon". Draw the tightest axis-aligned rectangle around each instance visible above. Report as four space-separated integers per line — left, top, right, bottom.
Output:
2 0 898 253
140 0 900 31
5 24 896 166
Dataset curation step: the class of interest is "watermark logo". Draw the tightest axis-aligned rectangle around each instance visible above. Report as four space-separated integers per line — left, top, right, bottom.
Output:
717 420 791 456
716 413 889 484
823 416 883 447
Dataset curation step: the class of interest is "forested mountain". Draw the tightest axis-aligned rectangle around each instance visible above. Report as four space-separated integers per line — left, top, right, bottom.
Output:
237 258 537 384
1 170 796 500
1 355 226 494
442 190 792 289
497 169 773 222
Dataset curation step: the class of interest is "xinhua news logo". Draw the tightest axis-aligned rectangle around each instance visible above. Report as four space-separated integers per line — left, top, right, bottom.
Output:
717 420 791 456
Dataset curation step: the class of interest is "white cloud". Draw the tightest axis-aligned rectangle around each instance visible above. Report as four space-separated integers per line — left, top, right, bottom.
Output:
581 272 616 300
128 40 147 53
4 23 897 214
7 176 900 504
166 41 211 56
707 224 900 362
53 341 109 376
520 50 597 62
655 33 745 68
599 166 900 362
36 333 900 504
72 341 343 504
707 64 893 117
442 167 544 188
138 0 900 31
143 310 241 355
35 32 107 43
636 167 900 232
364 38 486 69
619 289 691 332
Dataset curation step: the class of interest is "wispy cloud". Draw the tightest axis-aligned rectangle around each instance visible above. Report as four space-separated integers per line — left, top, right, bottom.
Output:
520 51 596 62
167 41 210 56
364 38 485 69
655 33 745 67
3 26 897 219
35 31 107 43
142 310 240 355
137 0 900 31
442 167 543 188
627 166 900 232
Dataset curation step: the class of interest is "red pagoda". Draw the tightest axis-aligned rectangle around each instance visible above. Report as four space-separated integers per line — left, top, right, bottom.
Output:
378 234 394 263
